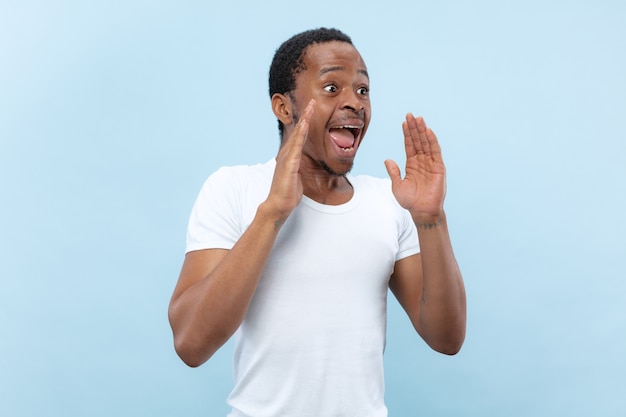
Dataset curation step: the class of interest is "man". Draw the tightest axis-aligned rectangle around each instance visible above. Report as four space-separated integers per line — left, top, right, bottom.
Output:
168 28 466 417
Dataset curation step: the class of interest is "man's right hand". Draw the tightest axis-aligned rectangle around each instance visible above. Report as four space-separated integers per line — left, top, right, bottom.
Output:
263 99 316 225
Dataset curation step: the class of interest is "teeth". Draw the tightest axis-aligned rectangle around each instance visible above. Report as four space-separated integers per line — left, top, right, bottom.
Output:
338 125 361 138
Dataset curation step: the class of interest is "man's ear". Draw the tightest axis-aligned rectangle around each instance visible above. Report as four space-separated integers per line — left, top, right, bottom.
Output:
271 93 294 127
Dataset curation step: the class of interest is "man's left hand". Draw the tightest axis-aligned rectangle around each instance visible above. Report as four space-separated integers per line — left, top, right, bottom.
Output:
384 114 447 224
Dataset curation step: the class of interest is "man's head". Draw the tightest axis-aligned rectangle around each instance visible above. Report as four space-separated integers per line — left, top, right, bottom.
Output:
269 28 354 136
269 28 371 176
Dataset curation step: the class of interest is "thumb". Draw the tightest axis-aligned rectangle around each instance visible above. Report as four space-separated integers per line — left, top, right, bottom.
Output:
384 159 402 186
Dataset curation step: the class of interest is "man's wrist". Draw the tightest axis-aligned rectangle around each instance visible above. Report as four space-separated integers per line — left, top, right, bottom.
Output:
256 201 291 232
411 211 445 230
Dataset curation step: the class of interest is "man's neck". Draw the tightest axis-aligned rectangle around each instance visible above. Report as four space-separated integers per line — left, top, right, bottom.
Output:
300 172 353 205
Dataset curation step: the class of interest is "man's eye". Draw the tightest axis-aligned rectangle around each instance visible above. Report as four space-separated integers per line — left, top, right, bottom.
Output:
324 85 337 93
357 87 369 95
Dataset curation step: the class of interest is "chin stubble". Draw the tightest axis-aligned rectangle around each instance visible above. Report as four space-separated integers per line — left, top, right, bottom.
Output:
319 160 352 177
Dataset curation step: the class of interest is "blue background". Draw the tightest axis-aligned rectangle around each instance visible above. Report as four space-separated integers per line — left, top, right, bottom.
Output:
2 1 625 416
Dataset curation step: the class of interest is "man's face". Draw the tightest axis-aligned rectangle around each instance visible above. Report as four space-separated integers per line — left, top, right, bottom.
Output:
289 41 371 176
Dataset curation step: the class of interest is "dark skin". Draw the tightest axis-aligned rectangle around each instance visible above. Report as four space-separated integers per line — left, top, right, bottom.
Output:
168 41 466 367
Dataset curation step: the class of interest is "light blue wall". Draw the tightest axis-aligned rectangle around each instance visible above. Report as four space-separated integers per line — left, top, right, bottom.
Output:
2 1 625 415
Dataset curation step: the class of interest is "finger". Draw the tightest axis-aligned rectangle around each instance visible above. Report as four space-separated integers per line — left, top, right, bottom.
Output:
417 116 442 159
283 99 316 156
293 99 316 142
405 113 425 155
384 159 402 186
301 98 316 123
401 119 415 158
296 99 315 142
425 126 442 159
414 116 430 155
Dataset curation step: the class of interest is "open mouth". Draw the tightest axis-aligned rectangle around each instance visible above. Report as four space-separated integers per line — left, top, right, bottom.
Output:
329 125 362 152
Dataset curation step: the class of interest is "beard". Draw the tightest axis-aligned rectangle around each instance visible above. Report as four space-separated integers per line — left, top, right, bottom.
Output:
319 159 352 177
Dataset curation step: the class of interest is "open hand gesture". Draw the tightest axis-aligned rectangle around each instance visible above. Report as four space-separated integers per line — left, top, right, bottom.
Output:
384 114 446 223
266 99 316 220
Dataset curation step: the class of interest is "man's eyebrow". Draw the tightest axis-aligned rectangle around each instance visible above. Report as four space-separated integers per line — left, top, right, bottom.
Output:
319 66 369 79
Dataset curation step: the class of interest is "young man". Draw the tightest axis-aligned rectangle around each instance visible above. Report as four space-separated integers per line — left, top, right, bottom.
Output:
169 28 466 417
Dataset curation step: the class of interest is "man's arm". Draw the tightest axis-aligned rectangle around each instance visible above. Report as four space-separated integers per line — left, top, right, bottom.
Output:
168 100 316 367
384 114 466 354
168 208 284 367
389 213 466 354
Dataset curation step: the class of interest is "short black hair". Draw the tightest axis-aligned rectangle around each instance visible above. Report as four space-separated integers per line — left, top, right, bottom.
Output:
269 28 353 135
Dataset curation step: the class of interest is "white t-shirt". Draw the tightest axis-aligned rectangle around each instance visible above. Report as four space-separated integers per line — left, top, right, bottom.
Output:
186 159 420 417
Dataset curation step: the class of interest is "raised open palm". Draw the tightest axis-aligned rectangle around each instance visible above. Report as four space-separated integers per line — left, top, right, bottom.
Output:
384 114 447 222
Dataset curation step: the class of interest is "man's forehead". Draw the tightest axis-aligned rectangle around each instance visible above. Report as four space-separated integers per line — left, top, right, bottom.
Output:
303 41 368 76
319 65 369 79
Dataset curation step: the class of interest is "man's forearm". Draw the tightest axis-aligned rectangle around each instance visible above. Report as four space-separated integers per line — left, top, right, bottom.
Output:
414 211 466 354
169 202 286 366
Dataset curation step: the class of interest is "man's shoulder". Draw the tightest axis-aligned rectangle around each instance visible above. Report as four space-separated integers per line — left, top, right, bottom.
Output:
214 159 275 176
208 159 275 184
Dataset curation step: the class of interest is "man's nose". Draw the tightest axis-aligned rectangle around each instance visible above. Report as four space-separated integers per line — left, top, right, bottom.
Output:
340 89 364 112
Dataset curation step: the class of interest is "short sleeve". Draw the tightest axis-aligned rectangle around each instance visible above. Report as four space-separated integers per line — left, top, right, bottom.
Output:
395 207 420 261
185 167 243 253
